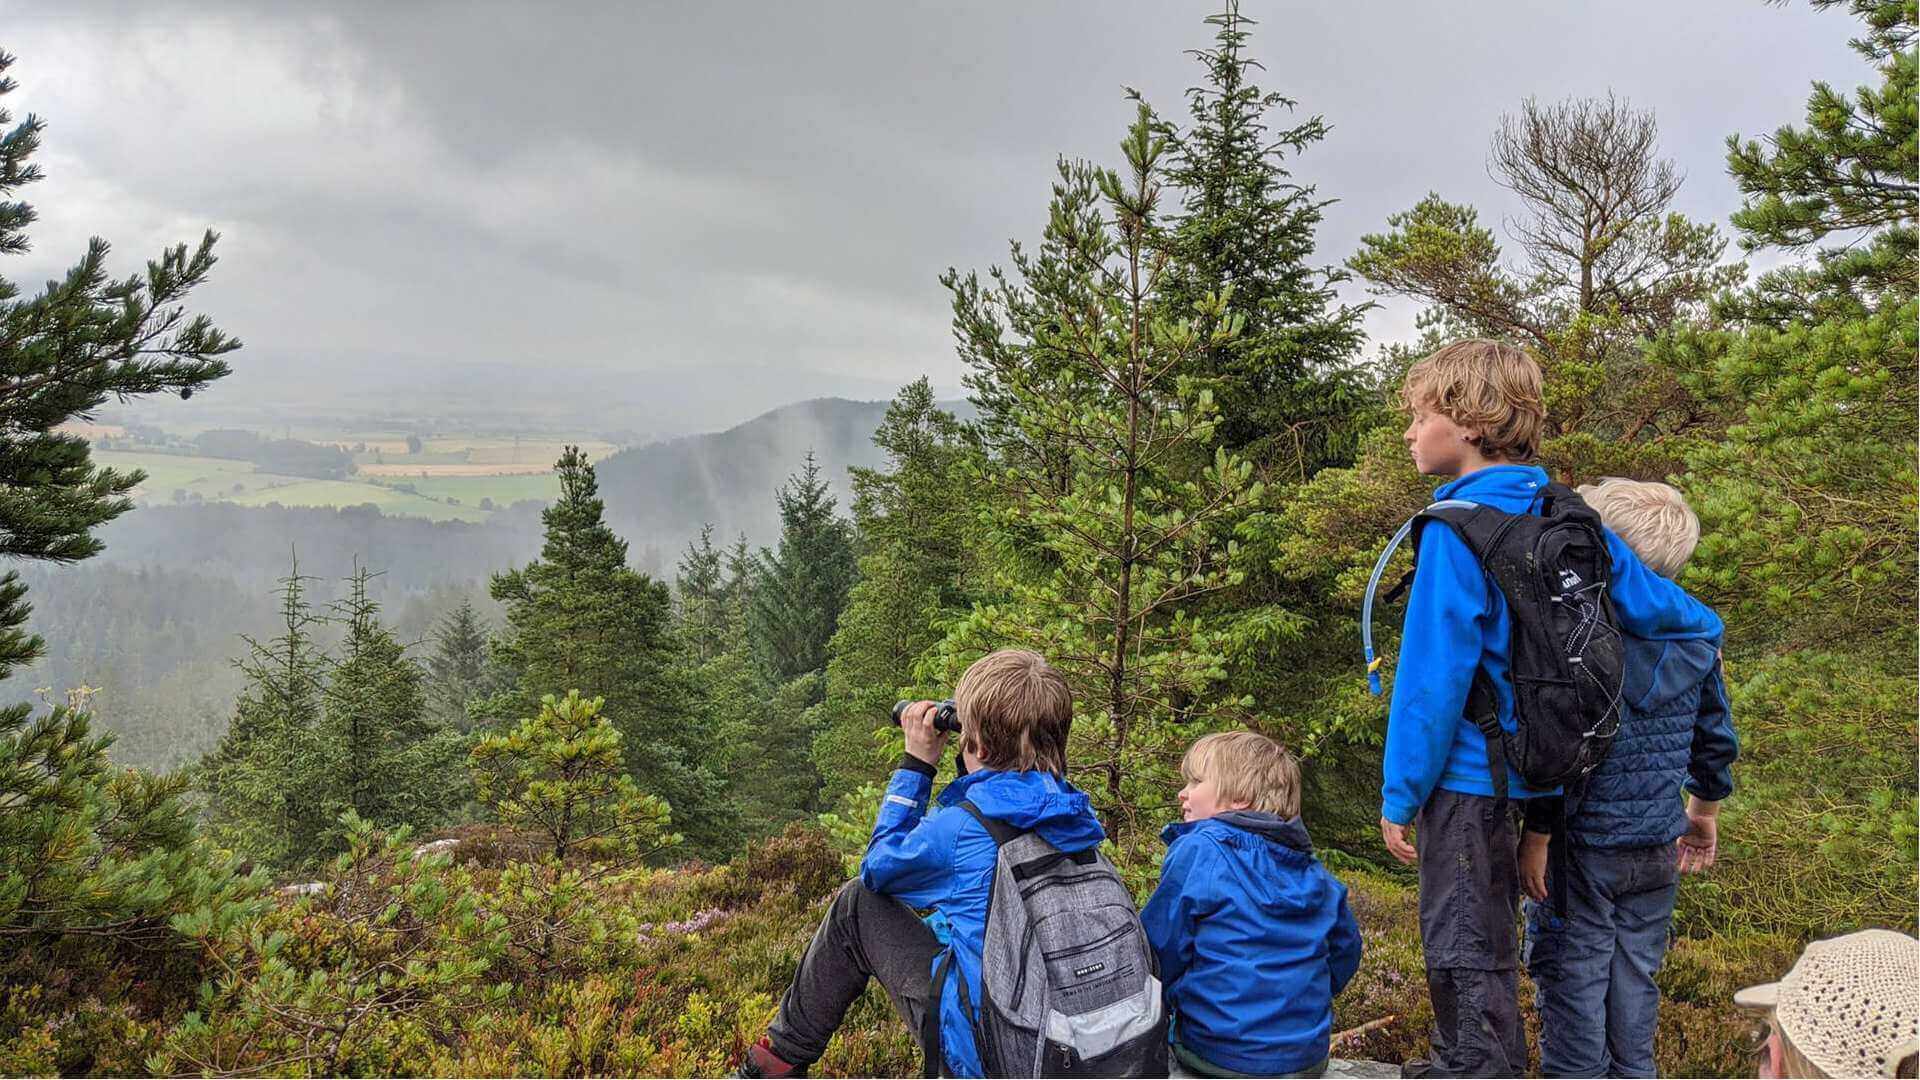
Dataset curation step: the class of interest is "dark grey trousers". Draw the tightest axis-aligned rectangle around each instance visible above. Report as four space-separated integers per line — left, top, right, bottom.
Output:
765 880 944 1067
1406 788 1526 1079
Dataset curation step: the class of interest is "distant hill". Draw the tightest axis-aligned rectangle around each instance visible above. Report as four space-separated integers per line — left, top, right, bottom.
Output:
595 395 975 556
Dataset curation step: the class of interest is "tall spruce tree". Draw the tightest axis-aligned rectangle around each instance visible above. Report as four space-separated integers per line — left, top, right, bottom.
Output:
942 108 1261 824
748 453 858 687
485 447 722 852
674 524 729 665
321 565 464 833
1155 3 1371 477
0 52 237 709
198 557 330 867
426 597 490 732
811 379 977 803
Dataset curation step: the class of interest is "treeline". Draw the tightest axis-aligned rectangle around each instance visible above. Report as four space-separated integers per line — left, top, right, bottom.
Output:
1 1 1913 1073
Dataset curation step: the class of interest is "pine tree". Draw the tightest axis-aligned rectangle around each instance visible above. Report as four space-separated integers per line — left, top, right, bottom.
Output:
747 453 858 687
1725 0 1916 313
484 447 722 852
321 565 464 834
0 699 263 957
426 597 490 731
1347 95 1745 479
468 690 677 864
0 52 236 697
942 108 1261 823
1155 3 1371 477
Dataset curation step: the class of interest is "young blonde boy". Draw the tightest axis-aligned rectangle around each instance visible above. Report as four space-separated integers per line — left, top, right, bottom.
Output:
1381 340 1723 1076
1520 479 1737 1078
1142 732 1361 1079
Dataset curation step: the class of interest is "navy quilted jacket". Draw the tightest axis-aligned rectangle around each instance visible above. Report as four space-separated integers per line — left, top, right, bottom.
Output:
1565 634 1738 849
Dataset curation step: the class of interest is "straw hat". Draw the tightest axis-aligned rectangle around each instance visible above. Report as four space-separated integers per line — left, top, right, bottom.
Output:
1734 929 1920 1078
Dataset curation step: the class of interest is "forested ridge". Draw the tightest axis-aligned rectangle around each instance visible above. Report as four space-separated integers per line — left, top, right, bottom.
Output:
2 2 1914 1075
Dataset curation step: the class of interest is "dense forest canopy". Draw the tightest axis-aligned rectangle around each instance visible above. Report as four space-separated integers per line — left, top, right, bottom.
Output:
1 1 1914 1075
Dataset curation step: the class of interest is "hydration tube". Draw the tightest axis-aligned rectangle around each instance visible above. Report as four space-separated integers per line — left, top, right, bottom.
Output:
1362 499 1480 695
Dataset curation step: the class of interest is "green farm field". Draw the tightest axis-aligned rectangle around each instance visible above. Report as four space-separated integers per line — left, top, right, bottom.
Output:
91 449 553 522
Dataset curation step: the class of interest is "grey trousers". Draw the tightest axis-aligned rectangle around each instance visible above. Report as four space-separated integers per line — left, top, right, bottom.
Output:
765 880 945 1067
1405 789 1526 1079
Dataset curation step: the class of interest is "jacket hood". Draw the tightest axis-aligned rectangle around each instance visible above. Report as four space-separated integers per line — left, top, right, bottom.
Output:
1624 635 1721 715
1434 463 1550 503
1160 811 1313 854
942 768 1106 852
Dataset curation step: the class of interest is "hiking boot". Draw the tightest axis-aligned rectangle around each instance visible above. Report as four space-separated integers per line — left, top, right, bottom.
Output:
735 1037 808 1079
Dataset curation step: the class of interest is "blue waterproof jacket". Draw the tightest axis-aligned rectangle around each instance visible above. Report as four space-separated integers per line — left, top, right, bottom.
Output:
1563 635 1738 848
1381 465 1726 825
860 761 1106 1078
1140 811 1362 1076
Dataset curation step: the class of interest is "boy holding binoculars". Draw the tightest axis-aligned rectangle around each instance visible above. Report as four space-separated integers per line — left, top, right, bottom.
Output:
737 649 1105 1079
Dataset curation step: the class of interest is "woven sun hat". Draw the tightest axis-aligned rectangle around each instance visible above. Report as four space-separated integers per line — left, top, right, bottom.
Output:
1733 928 1920 1078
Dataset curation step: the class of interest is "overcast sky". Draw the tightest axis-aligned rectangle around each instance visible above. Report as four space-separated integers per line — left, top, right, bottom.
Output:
7 1 1867 423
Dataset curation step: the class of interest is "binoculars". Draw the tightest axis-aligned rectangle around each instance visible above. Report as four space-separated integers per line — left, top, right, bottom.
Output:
891 698 962 736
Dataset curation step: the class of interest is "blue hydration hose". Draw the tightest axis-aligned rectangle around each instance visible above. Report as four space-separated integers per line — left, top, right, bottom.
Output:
1362 500 1479 695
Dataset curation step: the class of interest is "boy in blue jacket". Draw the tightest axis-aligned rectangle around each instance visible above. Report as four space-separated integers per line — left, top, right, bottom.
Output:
1518 479 1737 1078
738 649 1106 1079
1142 731 1362 1079
1380 340 1723 1077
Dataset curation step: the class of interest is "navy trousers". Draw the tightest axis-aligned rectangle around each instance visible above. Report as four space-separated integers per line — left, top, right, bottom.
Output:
1523 842 1679 1078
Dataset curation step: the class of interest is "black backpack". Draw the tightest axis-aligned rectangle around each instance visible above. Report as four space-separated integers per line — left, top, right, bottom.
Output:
1362 481 1626 799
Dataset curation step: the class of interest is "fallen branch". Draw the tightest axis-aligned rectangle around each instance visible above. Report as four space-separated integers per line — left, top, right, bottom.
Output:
1332 1014 1398 1045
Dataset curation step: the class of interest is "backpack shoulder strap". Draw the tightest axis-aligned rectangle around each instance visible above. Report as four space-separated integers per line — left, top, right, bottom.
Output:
957 799 1029 848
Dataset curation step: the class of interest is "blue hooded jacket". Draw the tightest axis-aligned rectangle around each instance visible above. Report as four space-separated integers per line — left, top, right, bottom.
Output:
1562 635 1737 848
859 761 1106 1078
1381 465 1726 825
1140 811 1362 1076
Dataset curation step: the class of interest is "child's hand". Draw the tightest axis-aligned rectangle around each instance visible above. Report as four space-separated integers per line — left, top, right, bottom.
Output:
1518 831 1550 902
1676 802 1719 873
1379 817 1417 864
897 700 951 766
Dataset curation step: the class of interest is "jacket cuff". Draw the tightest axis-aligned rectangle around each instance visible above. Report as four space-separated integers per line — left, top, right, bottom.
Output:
1523 795 1563 835
896 753 937 778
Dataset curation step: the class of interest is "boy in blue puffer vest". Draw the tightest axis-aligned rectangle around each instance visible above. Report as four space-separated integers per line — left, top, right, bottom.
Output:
1380 340 1724 1078
1142 731 1362 1079
1518 478 1738 1078
737 649 1106 1079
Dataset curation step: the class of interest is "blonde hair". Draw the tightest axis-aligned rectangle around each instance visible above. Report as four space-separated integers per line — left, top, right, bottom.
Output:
1180 731 1302 818
955 650 1072 775
1400 339 1546 462
1577 478 1700 578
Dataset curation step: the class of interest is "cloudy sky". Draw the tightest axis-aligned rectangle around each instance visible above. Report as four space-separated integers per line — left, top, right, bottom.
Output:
7 1 1866 429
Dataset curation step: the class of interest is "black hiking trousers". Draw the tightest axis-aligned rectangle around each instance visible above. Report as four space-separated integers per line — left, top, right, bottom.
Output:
765 880 944 1068
1405 788 1527 1078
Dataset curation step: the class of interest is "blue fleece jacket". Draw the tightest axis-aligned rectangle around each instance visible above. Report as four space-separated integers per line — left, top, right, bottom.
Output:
859 762 1106 1079
1380 465 1725 825
1140 811 1362 1076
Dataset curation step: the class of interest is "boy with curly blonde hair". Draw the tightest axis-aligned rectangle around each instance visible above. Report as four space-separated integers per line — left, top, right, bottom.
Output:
1380 340 1723 1077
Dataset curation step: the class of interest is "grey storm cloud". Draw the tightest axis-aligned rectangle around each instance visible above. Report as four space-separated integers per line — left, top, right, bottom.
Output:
4 0 1866 429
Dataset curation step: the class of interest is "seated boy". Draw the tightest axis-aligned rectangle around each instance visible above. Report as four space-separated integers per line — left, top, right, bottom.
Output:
1381 339 1723 1077
1519 479 1738 1078
738 649 1106 1079
1141 731 1362 1080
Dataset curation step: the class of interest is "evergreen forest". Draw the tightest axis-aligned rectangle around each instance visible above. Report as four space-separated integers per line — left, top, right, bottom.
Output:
1 3 1914 1075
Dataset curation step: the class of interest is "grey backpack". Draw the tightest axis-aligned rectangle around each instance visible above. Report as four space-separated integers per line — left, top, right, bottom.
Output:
926 800 1167 1078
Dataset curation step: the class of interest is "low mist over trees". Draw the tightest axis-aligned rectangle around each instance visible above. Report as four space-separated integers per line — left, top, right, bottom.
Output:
1 3 1913 1073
